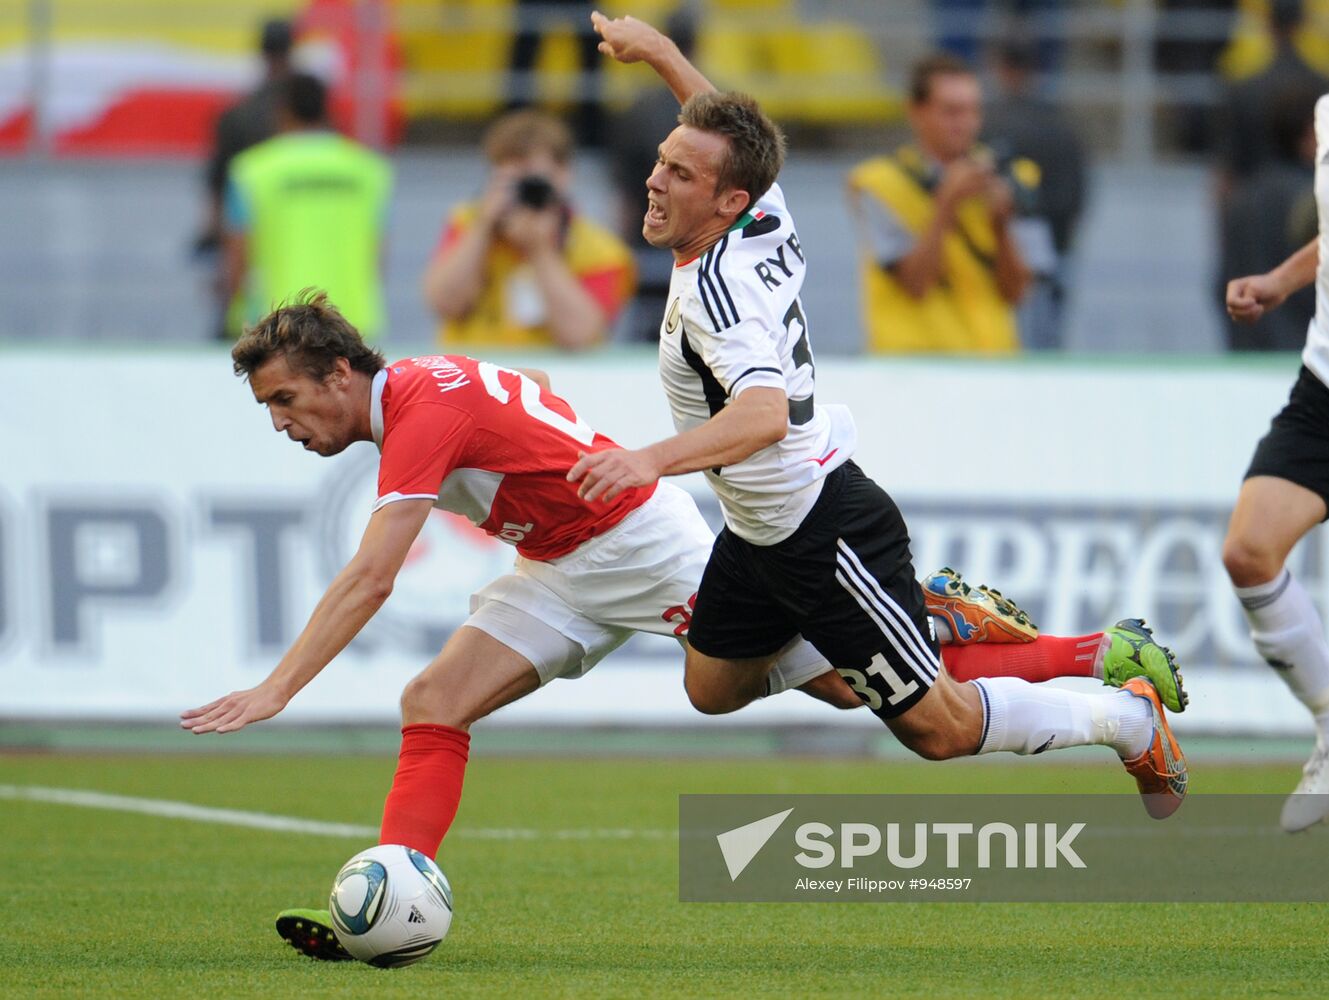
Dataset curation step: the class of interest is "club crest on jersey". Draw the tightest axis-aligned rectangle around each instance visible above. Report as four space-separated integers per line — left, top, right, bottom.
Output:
665 298 681 335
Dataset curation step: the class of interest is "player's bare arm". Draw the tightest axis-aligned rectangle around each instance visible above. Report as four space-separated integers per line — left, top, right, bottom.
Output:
1227 237 1318 324
181 498 434 734
568 387 787 502
591 11 716 105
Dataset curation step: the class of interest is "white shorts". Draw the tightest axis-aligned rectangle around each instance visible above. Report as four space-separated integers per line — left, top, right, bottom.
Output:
466 482 712 683
464 481 835 689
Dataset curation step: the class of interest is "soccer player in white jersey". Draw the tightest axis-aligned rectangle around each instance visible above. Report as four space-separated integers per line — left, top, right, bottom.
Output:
572 12 1188 816
1224 94 1329 832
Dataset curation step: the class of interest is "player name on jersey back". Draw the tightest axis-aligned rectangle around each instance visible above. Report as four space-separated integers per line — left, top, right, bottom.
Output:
658 182 857 545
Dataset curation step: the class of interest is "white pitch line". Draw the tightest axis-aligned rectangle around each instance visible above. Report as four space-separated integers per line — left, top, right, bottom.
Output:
0 785 674 841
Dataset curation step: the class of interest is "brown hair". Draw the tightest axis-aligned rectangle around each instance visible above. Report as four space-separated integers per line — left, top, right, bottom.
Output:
678 91 786 210
909 52 976 104
231 289 385 382
482 109 573 166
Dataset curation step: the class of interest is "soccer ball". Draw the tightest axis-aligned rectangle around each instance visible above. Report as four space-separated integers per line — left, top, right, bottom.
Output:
328 844 454 968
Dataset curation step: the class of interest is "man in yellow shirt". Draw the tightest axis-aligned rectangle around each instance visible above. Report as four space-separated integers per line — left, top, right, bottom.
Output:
847 54 1037 353
224 73 392 340
422 111 635 350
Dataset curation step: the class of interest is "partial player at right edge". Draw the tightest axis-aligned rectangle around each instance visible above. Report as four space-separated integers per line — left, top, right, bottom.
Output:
1225 92 1329 833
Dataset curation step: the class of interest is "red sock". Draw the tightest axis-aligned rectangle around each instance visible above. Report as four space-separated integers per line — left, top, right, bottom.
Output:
379 723 470 858
941 634 1105 684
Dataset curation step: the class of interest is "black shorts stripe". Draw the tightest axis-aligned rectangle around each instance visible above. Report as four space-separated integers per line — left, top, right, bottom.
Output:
832 567 937 689
836 540 940 679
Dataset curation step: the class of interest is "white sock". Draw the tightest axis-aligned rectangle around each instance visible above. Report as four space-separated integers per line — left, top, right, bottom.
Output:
1234 569 1329 728
930 613 953 644
970 677 1153 759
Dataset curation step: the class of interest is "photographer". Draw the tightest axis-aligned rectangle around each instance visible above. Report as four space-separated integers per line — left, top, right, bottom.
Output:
847 53 1040 353
422 110 635 350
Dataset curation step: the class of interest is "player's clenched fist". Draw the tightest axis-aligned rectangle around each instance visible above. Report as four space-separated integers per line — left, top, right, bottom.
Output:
1226 273 1288 324
568 447 662 502
590 10 666 64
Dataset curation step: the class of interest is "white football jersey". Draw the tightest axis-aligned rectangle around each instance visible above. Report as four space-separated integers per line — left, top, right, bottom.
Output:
1306 94 1329 387
658 182 857 544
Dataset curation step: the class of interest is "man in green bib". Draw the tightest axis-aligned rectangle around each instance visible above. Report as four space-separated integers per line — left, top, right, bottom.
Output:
847 54 1038 354
223 73 392 340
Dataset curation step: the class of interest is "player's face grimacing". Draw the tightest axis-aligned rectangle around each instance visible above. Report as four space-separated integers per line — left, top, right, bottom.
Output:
249 353 360 457
644 125 747 256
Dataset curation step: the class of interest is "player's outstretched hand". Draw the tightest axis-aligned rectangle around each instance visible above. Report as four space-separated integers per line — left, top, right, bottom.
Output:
568 447 660 502
590 10 665 65
180 682 290 734
1226 272 1286 324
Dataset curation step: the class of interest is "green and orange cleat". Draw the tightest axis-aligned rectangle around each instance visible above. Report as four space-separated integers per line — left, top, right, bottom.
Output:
1120 677 1189 819
1100 618 1188 713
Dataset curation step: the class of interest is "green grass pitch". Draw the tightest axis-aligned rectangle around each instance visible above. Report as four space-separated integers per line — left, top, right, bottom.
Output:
4 751 1327 998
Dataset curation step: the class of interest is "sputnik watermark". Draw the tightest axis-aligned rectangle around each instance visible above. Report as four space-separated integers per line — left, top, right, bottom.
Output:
680 794 1329 903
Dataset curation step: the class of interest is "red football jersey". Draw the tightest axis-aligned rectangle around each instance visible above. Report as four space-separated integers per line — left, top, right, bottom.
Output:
370 355 654 560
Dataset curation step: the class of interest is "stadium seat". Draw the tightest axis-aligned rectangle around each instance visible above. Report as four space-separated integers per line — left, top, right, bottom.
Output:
1217 0 1329 80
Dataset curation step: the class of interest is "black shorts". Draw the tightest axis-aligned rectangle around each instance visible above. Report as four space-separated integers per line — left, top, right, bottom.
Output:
688 461 939 718
1246 365 1329 519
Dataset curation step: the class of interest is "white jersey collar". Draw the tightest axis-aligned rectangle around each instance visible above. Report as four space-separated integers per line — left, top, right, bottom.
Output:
370 368 388 449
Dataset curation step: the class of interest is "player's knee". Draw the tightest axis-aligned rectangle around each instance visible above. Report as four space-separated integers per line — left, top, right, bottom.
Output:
684 674 745 715
1222 532 1282 588
400 672 462 727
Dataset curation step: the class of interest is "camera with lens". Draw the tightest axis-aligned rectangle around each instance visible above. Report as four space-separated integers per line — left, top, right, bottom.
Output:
981 142 1040 215
515 175 558 210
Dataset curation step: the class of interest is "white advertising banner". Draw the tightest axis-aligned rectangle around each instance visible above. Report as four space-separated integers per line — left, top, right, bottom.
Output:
0 349 1317 733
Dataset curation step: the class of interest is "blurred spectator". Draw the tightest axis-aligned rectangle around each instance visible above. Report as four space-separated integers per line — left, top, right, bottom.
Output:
934 0 1063 72
982 36 1087 349
508 0 603 146
1220 84 1319 349
421 110 634 351
847 54 1038 353
223 73 392 340
199 18 295 337
1158 0 1238 153
1216 0 1329 193
607 10 698 343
